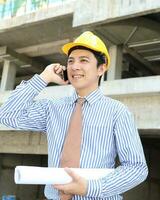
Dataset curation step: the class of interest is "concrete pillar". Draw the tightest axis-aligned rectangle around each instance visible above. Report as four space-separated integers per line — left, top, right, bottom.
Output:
107 45 123 80
0 60 17 91
0 154 2 181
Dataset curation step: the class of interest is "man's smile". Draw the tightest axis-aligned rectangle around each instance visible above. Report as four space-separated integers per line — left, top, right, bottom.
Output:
72 74 85 79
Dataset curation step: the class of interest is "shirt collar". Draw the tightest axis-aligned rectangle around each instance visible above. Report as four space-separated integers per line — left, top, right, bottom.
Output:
69 88 103 105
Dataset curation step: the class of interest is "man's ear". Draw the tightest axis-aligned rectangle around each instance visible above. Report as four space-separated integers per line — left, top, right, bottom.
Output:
97 64 107 76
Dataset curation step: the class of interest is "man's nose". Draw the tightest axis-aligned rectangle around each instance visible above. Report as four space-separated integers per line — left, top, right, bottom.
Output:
71 62 81 70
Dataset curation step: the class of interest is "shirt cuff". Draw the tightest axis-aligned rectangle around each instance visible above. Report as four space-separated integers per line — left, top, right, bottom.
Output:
29 74 48 92
86 179 102 198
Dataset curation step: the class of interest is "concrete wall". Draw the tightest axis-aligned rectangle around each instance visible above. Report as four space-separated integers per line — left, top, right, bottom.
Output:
73 0 160 27
0 131 47 155
0 0 160 30
0 0 75 30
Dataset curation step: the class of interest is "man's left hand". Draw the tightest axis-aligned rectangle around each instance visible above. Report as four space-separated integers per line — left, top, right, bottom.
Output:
53 168 88 196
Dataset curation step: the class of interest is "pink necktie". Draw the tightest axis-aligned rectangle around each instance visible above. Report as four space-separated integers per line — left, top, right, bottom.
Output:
60 98 85 200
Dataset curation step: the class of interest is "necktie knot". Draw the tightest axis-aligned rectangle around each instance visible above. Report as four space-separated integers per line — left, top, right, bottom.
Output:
77 97 85 105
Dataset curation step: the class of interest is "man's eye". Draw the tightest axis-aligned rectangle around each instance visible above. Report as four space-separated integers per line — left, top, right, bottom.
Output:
67 60 73 64
81 59 88 63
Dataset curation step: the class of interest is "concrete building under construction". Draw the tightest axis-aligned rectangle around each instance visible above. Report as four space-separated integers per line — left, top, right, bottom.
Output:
0 0 160 199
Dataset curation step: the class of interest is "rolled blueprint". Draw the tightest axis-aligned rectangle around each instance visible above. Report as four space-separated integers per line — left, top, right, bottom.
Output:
15 166 114 185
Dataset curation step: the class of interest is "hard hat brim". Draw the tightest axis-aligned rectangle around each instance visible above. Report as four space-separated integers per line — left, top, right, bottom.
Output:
62 42 110 69
62 42 103 56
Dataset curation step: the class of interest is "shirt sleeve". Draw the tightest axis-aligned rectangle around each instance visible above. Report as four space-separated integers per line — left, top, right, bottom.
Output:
0 74 49 132
86 107 148 198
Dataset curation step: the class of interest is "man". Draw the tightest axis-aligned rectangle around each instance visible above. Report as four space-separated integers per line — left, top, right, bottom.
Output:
0 31 148 200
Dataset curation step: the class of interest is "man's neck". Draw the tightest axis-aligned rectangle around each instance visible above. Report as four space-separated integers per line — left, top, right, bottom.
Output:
76 87 99 97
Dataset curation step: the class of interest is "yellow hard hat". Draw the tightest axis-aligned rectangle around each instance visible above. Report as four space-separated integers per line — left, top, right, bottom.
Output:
62 31 110 69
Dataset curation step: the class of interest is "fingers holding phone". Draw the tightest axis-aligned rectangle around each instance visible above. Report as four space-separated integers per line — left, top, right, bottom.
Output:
40 63 69 85
54 64 65 75
54 64 69 82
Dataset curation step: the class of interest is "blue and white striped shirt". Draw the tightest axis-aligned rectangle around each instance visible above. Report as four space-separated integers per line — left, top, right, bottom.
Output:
0 74 148 200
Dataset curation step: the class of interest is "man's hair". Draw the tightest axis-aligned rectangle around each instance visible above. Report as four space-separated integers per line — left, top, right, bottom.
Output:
68 46 106 85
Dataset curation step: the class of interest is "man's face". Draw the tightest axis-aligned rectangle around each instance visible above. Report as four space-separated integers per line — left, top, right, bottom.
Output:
67 49 105 96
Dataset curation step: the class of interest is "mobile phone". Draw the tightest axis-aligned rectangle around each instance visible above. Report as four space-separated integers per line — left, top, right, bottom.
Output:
63 69 68 81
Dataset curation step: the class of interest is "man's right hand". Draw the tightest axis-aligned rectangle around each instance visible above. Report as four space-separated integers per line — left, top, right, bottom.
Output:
40 63 68 85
